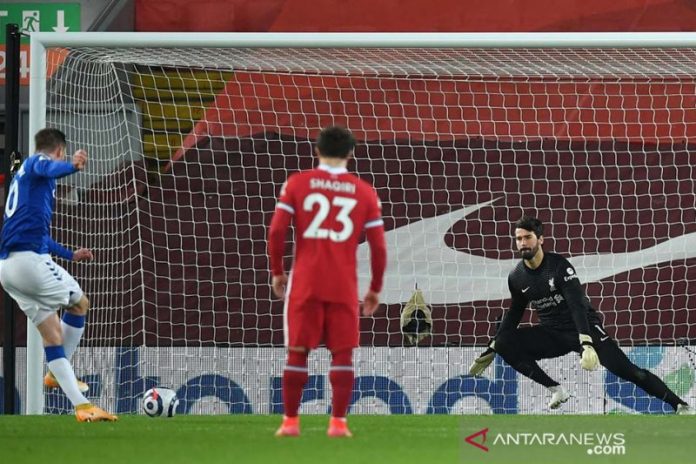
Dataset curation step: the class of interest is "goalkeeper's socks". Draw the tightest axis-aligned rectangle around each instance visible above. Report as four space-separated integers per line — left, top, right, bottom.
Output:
282 351 308 417
61 312 86 361
45 346 89 406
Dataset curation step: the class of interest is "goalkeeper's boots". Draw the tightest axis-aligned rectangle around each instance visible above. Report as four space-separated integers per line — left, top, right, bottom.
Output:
327 417 353 438
548 386 571 410
275 416 300 437
75 403 118 422
44 371 89 393
676 404 695 415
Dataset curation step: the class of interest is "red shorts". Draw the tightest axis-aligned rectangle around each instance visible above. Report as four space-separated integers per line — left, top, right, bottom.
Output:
284 297 359 351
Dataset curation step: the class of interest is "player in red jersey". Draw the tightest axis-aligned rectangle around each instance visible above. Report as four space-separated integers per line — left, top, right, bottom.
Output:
268 126 387 437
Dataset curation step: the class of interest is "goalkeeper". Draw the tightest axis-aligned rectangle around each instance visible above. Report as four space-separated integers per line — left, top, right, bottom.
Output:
469 215 692 414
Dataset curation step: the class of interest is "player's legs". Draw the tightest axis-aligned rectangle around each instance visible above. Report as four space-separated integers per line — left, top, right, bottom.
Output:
328 348 354 418
325 302 359 437
40 314 116 422
277 298 323 436
592 329 687 412
0 253 114 420
39 265 90 392
44 296 90 392
282 347 309 418
495 326 578 409
61 294 89 361
327 348 354 438
276 347 307 437
495 326 575 387
35 313 90 407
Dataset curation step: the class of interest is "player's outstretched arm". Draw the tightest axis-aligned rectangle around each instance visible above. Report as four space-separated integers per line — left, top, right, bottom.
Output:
47 237 74 260
495 277 528 336
33 149 87 178
47 238 93 262
470 283 526 376
495 303 525 336
557 267 599 370
559 274 593 336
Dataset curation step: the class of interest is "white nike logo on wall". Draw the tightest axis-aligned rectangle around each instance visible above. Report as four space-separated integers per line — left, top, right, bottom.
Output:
357 199 696 305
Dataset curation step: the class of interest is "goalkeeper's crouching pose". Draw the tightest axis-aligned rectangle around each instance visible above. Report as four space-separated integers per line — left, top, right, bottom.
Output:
469 215 693 414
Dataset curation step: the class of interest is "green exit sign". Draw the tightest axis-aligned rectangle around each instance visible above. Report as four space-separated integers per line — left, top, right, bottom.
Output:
0 3 81 43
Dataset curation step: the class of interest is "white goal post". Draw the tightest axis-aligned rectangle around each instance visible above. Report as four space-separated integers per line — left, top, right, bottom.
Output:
22 32 696 415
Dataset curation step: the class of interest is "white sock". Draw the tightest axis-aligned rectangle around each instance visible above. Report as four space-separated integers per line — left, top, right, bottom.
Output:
47 357 89 406
548 385 563 393
61 321 85 361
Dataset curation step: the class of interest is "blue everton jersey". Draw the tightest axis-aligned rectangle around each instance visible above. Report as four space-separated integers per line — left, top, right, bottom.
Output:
0 153 77 259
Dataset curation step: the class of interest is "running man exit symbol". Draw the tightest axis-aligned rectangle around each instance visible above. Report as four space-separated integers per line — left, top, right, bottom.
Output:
22 10 39 32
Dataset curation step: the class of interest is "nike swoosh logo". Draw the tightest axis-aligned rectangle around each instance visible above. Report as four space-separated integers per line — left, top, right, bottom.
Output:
357 199 696 305
521 287 530 293
600 335 610 342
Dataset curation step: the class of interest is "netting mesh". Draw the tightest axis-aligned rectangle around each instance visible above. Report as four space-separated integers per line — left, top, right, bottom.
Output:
56 46 696 77
28 44 696 415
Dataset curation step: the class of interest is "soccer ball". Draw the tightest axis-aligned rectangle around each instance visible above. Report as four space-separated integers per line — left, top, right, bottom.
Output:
142 387 179 418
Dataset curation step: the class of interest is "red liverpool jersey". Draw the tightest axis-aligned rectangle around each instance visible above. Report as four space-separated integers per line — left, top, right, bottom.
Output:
269 164 384 304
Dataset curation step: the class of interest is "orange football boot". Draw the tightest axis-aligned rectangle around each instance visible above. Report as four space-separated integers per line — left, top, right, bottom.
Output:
75 403 118 422
327 417 352 438
44 371 89 393
275 416 300 437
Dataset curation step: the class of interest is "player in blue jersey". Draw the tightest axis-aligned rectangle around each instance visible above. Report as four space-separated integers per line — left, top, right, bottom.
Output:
0 128 117 422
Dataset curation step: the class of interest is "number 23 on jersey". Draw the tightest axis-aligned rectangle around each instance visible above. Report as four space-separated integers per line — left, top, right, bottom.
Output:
302 193 357 243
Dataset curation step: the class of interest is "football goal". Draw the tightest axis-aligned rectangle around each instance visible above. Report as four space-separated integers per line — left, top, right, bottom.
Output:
17 32 696 415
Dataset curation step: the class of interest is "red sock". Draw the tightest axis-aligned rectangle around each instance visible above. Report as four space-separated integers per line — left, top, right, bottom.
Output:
282 350 308 418
329 349 354 418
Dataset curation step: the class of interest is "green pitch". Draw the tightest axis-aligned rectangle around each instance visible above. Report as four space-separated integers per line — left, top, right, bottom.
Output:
0 414 693 464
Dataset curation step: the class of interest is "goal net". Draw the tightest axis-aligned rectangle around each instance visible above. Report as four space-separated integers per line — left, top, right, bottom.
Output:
21 33 696 415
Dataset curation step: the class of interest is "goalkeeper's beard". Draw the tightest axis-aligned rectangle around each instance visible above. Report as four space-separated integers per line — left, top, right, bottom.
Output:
519 244 539 260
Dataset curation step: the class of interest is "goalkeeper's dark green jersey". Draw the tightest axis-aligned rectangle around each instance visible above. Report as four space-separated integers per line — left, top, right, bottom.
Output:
497 252 602 335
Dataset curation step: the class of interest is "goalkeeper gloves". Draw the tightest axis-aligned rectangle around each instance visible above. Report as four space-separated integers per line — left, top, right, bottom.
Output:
579 334 600 371
469 341 496 376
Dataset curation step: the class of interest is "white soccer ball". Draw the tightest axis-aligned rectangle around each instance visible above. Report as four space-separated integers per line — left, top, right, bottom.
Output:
142 387 179 418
